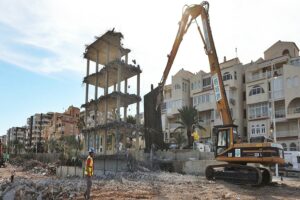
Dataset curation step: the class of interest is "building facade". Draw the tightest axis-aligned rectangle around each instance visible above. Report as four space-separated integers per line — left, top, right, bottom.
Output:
26 112 53 151
162 41 300 151
245 41 300 151
7 127 26 154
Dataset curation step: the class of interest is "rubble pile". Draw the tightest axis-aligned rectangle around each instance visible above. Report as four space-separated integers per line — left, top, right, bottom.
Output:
0 178 86 200
10 157 56 176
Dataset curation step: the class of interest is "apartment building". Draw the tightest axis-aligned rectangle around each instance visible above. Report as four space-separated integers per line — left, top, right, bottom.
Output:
161 69 194 142
45 106 80 141
245 40 300 151
162 59 246 144
7 127 26 153
162 41 300 150
191 58 246 141
26 112 53 150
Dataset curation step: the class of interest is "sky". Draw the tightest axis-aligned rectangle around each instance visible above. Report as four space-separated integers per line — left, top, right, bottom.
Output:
0 0 300 136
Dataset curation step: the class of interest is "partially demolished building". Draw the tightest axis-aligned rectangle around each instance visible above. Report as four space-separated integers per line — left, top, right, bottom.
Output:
82 30 142 155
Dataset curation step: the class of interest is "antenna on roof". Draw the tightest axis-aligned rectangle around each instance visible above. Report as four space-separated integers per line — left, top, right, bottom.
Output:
235 47 238 58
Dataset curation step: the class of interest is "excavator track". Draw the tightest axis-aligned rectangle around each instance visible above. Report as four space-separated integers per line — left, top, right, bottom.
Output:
205 164 265 186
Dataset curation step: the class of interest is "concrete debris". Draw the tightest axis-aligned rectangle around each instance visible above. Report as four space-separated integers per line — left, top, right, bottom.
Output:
1 162 300 199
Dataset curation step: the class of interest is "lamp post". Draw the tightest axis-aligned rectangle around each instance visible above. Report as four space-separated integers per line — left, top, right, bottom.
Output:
270 65 279 177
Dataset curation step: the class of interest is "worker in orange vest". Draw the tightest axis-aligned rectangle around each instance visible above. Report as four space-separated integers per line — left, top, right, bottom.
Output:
84 147 94 200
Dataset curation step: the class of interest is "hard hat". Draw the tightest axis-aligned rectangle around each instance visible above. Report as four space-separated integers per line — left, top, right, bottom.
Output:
89 147 95 153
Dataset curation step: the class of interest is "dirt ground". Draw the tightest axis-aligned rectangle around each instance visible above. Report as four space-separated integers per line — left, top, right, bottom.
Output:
1 164 300 200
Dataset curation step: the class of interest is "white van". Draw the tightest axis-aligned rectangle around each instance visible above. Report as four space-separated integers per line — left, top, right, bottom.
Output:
284 151 300 170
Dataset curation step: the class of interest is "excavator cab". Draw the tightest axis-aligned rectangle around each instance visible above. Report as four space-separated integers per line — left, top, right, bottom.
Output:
213 125 238 157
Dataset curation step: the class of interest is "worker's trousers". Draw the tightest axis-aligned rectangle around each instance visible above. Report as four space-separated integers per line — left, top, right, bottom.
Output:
85 176 92 199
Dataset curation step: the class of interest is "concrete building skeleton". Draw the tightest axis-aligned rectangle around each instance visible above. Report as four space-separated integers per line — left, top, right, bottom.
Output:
82 30 142 155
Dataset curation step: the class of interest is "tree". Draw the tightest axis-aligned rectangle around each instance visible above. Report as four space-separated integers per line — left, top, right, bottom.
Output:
174 106 205 147
126 115 136 124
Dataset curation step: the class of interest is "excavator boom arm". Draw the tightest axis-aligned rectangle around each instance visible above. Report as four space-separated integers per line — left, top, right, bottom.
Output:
158 1 232 125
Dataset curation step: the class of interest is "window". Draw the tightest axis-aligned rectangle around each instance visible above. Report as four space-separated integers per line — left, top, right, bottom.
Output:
261 124 266 134
249 85 265 96
281 143 287 151
251 125 255 135
290 143 297 151
282 49 290 56
175 84 181 90
203 77 211 87
234 71 237 80
223 72 232 81
248 102 268 119
242 75 245 83
191 83 194 90
256 124 260 134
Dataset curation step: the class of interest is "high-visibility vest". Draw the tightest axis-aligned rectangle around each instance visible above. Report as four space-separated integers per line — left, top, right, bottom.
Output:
85 155 94 177
192 131 199 141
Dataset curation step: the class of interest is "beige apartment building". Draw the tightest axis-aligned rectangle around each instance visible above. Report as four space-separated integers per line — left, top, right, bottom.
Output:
190 58 246 140
162 41 300 151
162 58 246 144
245 41 300 151
161 69 194 143
45 106 80 141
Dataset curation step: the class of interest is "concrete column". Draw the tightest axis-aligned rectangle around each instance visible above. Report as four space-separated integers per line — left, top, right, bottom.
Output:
85 59 90 104
104 70 109 155
94 51 99 150
136 72 140 149
84 59 90 153
124 79 128 122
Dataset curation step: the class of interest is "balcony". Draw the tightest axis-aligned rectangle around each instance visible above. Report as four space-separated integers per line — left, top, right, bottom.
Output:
247 71 270 82
268 90 284 100
276 130 298 137
248 113 269 120
286 98 300 119
247 69 283 83
275 109 286 118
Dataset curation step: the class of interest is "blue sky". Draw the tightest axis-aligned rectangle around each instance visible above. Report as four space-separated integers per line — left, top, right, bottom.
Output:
1 0 300 135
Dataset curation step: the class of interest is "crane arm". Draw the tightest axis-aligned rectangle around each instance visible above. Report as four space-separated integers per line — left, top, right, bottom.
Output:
158 1 232 125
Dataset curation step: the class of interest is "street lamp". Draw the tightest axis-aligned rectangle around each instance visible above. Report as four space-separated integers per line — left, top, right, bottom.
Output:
270 65 279 177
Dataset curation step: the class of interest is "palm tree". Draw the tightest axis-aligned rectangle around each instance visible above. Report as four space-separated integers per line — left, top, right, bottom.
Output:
174 106 205 147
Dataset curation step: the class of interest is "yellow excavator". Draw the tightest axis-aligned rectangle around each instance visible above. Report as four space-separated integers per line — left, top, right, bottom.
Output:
155 1 285 185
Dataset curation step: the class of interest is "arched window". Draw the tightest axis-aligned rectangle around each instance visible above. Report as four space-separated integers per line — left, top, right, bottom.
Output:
282 49 290 56
290 143 297 151
249 85 265 96
281 143 287 151
223 72 232 81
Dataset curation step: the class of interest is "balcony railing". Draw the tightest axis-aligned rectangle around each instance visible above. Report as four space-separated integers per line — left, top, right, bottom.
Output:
268 90 284 100
249 113 269 120
275 109 286 118
288 107 300 114
247 69 283 82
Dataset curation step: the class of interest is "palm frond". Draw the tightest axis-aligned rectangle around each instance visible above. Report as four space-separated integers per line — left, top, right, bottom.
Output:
173 126 185 133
